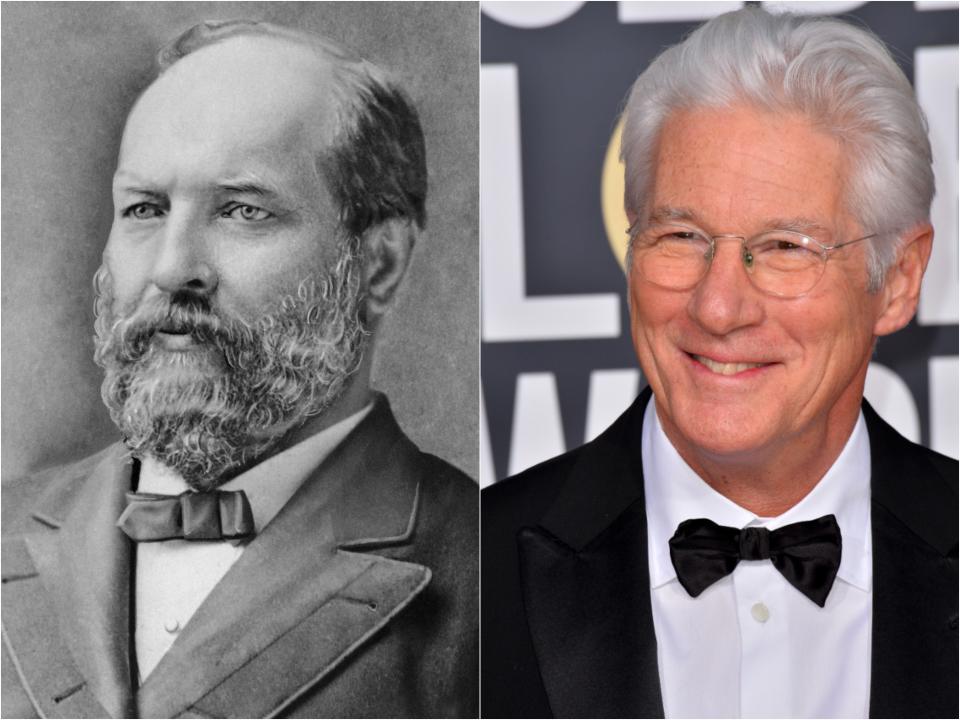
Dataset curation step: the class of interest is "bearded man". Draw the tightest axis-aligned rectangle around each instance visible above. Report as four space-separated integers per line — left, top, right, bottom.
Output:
2 20 477 719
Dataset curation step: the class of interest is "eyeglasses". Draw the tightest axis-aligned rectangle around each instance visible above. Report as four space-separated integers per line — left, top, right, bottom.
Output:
626 222 877 298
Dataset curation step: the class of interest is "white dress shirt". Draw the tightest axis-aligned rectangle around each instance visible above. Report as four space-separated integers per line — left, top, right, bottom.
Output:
133 403 372 682
643 399 873 718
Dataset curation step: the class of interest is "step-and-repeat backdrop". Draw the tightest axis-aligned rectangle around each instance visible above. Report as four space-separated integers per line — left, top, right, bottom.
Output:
481 1 959 487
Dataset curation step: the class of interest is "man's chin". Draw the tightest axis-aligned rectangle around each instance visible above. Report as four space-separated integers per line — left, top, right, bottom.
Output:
661 398 788 459
141 342 226 374
141 365 224 391
121 406 273 489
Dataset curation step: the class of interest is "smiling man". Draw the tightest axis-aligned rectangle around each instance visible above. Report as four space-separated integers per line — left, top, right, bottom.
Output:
2 20 477 719
482 8 956 719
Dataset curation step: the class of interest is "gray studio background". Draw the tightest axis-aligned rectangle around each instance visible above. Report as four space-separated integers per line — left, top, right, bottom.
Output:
1 2 479 481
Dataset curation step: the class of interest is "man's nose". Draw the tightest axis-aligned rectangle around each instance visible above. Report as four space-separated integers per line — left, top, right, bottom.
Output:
687 239 764 335
150 211 218 296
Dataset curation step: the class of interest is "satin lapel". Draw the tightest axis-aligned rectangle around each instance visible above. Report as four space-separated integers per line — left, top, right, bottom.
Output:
519 389 663 718
8 445 137 718
137 396 431 719
863 402 958 719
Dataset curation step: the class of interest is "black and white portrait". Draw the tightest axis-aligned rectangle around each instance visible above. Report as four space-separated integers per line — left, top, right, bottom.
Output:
1 3 478 718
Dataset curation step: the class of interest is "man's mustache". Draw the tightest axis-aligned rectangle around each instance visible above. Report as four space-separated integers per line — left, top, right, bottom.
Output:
110 292 249 363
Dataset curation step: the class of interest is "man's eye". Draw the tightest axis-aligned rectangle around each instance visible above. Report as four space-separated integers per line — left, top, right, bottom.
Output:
658 231 706 244
775 241 802 251
222 204 273 222
123 203 163 220
754 238 814 254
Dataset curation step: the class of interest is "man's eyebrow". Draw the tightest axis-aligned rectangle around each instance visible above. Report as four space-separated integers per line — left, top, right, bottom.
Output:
648 207 699 224
218 176 288 200
648 207 832 237
112 170 161 194
112 171 290 201
760 217 832 236
219 183 274 197
112 186 167 204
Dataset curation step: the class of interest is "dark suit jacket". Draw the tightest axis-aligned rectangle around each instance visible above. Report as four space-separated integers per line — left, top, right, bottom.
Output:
481 388 958 718
2 395 478 718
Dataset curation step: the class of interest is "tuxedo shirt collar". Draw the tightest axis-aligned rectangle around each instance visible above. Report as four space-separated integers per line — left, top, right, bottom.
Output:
138 402 374 534
643 397 872 592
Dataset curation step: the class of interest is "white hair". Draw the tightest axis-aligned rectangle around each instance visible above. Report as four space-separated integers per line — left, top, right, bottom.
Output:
621 7 934 291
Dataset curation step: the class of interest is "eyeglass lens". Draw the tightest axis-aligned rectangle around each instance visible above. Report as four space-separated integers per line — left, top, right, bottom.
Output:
635 227 827 297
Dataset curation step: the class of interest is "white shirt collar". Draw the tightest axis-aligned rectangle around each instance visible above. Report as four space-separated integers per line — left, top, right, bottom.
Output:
138 402 374 533
643 396 872 592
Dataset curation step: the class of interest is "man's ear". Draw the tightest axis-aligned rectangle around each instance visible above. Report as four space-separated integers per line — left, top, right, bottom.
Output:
873 222 933 337
362 218 416 318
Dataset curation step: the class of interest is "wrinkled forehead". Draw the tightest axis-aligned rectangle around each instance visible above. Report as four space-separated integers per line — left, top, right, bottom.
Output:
647 105 851 232
119 35 341 166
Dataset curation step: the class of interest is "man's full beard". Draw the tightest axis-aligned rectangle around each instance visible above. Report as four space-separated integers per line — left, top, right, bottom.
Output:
93 243 369 491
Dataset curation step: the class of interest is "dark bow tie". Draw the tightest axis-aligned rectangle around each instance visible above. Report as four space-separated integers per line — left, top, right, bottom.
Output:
668 515 842 607
116 489 255 542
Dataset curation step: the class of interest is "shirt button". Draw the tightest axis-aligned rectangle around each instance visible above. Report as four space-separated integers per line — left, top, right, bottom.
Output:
751 602 770 623
164 618 181 634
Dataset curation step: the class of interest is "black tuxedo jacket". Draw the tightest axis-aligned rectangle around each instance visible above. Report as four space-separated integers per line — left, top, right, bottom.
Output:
481 388 957 718
2 395 478 718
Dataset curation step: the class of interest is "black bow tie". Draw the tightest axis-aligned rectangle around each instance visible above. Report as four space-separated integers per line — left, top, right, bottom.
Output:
116 489 255 542
668 515 842 607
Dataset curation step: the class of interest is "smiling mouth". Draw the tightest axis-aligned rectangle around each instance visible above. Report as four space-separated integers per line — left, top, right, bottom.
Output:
691 354 771 376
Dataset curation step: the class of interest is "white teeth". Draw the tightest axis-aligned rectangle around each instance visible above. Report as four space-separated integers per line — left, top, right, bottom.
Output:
694 355 765 376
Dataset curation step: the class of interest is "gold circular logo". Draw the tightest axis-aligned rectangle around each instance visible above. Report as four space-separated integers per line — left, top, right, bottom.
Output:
601 117 629 273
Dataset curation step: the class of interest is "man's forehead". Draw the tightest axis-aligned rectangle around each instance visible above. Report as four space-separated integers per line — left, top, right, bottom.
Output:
648 104 849 231
121 35 340 158
153 33 338 97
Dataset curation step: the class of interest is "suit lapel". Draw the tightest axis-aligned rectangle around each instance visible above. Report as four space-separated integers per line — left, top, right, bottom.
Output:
863 402 958 719
519 389 664 718
2 536 112 719
521 393 957 718
137 396 432 719
2 444 136 718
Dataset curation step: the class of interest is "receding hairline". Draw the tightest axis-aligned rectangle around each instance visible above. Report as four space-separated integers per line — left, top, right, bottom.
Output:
142 19 429 235
123 30 352 167
151 32 344 99
142 21 397 155
156 20 363 74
